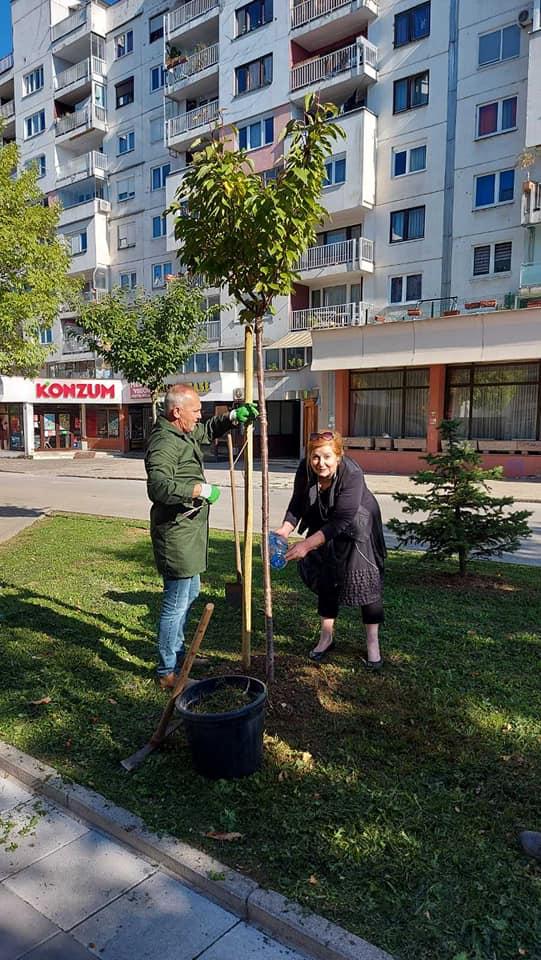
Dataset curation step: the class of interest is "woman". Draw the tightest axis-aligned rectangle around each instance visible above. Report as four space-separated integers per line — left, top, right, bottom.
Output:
274 431 386 669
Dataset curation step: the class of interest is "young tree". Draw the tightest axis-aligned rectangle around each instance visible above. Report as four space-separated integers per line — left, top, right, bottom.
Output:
168 95 344 680
0 138 77 376
387 420 532 576
76 279 213 419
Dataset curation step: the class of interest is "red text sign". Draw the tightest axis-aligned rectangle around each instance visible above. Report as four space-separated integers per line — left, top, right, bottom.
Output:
35 382 117 401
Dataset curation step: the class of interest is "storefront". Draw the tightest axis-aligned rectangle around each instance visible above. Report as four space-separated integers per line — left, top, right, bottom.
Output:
0 403 25 453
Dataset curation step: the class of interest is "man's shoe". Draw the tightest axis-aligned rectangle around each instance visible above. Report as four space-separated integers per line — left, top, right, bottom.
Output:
157 672 177 691
519 831 541 861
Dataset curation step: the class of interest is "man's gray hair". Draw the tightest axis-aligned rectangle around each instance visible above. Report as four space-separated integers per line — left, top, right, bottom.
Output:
164 383 197 414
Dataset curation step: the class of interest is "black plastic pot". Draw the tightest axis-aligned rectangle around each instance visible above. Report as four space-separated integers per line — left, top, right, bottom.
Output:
175 675 267 780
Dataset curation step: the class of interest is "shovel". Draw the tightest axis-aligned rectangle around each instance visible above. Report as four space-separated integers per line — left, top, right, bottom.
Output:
120 602 214 772
225 432 243 608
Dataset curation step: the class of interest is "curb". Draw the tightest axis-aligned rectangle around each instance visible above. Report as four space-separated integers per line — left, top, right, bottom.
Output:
0 740 394 960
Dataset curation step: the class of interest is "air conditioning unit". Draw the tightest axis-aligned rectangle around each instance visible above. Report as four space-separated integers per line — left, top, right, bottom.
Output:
518 7 533 27
233 388 243 401
97 199 111 212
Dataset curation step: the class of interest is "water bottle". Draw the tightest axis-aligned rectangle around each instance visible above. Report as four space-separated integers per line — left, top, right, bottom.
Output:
269 531 288 570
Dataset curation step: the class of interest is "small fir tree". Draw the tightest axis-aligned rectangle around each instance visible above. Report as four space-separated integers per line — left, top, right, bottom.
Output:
387 420 532 576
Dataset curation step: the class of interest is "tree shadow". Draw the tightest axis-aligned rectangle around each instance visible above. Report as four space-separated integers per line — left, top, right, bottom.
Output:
0 505 44 518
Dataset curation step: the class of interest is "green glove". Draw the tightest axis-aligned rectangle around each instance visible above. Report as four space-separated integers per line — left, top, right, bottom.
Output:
234 402 259 425
200 483 221 504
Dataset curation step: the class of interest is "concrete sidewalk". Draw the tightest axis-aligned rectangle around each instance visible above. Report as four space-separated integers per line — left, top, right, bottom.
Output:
1 453 540 501
0 749 392 960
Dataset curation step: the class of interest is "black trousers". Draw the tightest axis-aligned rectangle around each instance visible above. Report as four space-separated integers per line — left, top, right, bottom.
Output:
317 584 384 624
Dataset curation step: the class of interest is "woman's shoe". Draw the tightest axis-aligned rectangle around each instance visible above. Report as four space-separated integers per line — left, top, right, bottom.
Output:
361 657 384 673
309 640 335 663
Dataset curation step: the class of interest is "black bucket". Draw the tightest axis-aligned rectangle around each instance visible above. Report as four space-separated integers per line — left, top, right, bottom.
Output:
175 675 267 780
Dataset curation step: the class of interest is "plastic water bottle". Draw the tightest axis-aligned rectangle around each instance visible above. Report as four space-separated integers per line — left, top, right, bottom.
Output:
269 532 288 570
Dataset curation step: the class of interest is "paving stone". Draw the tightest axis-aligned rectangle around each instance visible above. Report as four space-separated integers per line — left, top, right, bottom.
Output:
23 932 96 959
0 773 33 812
71 870 238 959
0 884 58 960
5 830 156 930
199 920 309 959
0 798 88 882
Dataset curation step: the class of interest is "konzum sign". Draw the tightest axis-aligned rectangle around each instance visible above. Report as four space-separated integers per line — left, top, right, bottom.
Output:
35 382 117 401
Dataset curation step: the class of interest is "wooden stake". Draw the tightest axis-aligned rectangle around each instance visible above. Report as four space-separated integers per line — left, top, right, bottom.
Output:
255 320 274 683
242 324 254 670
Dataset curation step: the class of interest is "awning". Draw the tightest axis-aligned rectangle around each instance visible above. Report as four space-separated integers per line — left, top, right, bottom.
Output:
269 330 312 349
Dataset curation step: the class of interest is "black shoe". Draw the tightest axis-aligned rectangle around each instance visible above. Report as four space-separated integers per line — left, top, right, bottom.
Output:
309 640 335 663
361 657 384 673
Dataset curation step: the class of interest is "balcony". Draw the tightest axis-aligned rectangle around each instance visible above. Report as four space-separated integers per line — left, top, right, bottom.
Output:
0 53 13 75
0 99 15 121
166 98 219 150
165 43 219 99
200 319 221 341
57 150 109 184
521 181 541 226
58 195 111 228
55 104 107 145
290 37 377 101
167 0 220 42
290 0 378 52
520 262 541 289
296 237 374 280
290 301 374 330
55 56 106 99
51 7 87 43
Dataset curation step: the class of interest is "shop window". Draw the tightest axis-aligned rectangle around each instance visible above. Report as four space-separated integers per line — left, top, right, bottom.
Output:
350 368 429 438
86 407 120 439
447 363 540 440
0 405 25 451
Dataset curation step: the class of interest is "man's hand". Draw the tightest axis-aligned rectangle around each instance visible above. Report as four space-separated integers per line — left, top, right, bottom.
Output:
199 483 221 504
231 403 259 425
285 540 311 561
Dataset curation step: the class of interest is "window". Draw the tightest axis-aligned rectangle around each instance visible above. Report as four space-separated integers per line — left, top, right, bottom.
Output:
117 176 135 201
115 77 134 108
394 2 430 47
150 116 163 143
23 65 44 96
236 0 273 36
477 96 517 137
235 54 272 95
117 221 136 249
472 241 512 276
152 214 167 238
390 206 425 242
117 130 135 155
392 144 426 177
149 13 164 42
324 155 346 186
150 65 166 91
390 274 422 304
474 169 515 208
350 368 429 439
39 327 53 345
24 109 45 139
152 262 173 287
478 25 520 66
115 31 133 59
120 272 137 289
68 230 88 256
447 363 540 441
393 71 429 113
86 407 120 439
238 115 273 150
26 154 46 178
151 163 170 190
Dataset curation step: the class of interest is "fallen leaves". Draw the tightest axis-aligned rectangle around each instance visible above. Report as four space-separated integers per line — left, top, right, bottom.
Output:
29 696 52 706
205 831 243 842
307 874 318 885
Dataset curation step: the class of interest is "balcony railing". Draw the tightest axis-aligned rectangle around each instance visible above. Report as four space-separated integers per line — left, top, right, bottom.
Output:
55 104 107 137
167 99 219 140
167 0 219 36
52 7 87 42
290 37 377 91
57 150 109 182
0 53 13 74
200 319 221 341
291 0 377 29
166 43 219 88
0 100 15 120
297 237 374 271
291 301 373 330
520 262 541 287
55 57 106 91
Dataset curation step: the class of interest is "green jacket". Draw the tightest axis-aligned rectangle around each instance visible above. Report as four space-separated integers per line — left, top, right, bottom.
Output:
145 413 232 579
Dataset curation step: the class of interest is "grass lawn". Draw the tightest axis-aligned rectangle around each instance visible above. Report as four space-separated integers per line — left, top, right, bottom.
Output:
0 514 540 960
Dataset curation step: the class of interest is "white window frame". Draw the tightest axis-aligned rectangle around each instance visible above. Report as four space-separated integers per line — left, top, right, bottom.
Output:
389 273 423 304
117 176 135 202
120 271 137 289
475 96 518 140
150 65 166 92
24 109 46 140
391 143 427 178
478 24 520 68
149 13 164 42
152 214 167 239
149 116 163 144
117 131 135 155
39 327 53 345
323 154 346 188
150 163 170 191
67 230 88 256
473 169 515 210
238 115 274 151
152 261 173 288
117 221 136 249
23 65 44 97
115 30 133 59
471 241 512 278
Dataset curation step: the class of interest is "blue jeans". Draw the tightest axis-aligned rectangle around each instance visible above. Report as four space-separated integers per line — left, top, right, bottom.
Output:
156 575 200 676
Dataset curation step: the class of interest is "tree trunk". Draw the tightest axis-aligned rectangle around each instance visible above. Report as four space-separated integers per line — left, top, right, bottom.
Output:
151 392 159 423
255 320 274 683
242 324 254 671
458 547 467 577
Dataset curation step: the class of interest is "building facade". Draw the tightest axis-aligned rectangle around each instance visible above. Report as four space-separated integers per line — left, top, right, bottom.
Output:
1 0 541 471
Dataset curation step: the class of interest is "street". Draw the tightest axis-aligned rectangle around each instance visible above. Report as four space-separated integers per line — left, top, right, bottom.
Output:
1 468 540 565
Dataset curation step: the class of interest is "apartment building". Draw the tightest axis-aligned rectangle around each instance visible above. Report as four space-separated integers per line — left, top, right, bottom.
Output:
1 0 541 473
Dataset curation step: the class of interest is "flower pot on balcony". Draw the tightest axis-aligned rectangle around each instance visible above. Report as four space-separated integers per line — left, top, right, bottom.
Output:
480 300 497 308
442 309 460 316
464 301 481 310
407 308 422 317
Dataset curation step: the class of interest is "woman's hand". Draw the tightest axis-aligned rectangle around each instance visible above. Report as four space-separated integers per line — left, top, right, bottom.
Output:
274 525 291 541
285 540 311 561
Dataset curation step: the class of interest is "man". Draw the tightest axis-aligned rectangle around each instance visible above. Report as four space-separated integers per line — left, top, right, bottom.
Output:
145 384 258 689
